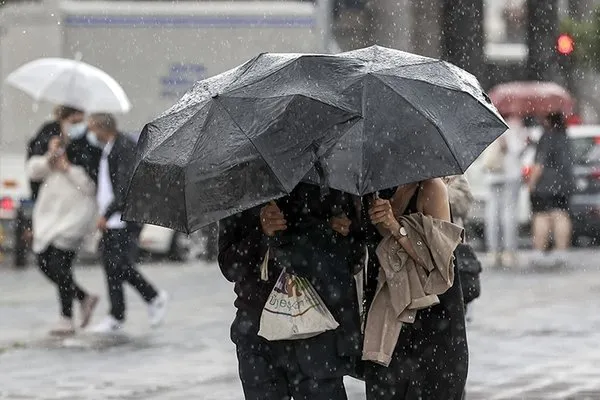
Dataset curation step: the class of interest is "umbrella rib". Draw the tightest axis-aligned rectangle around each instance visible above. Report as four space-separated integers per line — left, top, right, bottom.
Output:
182 172 190 235
211 97 289 194
372 75 464 173
220 57 300 96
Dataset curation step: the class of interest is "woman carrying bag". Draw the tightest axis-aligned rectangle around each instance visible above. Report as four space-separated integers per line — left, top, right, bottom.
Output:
361 178 468 400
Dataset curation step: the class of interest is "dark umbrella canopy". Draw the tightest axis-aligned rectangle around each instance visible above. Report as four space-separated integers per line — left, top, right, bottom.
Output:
124 53 361 233
302 46 508 195
124 46 507 232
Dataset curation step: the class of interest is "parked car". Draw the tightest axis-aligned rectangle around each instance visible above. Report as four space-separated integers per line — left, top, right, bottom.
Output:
78 224 201 263
465 124 600 248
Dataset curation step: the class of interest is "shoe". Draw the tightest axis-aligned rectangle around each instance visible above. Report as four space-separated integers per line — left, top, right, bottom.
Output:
501 252 518 267
89 315 123 333
551 250 569 268
148 290 169 328
79 294 99 328
488 252 502 266
49 316 76 337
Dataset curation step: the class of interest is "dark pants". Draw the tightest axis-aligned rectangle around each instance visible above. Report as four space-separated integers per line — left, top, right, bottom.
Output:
236 341 348 400
38 245 87 318
232 312 349 400
100 228 158 321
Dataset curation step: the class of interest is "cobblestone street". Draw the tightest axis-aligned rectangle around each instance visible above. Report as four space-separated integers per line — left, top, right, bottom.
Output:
1 250 600 399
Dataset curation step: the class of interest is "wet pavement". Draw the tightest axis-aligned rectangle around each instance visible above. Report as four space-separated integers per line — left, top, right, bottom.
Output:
1 250 600 399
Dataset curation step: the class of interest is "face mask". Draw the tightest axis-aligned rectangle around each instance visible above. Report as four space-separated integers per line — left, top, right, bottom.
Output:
67 122 87 139
86 131 103 148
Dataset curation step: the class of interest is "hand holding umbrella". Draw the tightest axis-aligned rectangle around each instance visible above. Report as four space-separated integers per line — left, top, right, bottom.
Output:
369 198 401 235
260 202 287 237
330 215 352 237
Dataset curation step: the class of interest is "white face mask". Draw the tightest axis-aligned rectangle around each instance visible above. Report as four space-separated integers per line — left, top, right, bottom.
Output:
86 131 103 148
66 122 87 139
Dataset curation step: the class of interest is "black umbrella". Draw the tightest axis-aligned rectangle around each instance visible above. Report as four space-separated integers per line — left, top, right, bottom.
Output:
123 53 361 233
124 46 506 232
302 46 508 195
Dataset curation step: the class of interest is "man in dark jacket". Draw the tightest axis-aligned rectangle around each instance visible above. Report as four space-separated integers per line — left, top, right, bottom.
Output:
86 113 169 333
218 183 364 400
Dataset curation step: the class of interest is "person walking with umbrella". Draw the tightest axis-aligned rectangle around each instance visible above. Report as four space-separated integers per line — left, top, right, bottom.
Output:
86 114 169 333
27 106 102 336
528 113 575 265
218 183 363 400
362 178 468 400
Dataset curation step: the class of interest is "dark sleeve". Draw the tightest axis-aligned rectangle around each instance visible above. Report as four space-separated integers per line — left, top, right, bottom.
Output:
66 136 101 184
104 139 135 219
28 126 50 159
218 208 268 283
28 124 57 201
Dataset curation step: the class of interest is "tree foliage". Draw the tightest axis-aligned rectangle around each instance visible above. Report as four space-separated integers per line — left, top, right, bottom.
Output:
561 9 600 71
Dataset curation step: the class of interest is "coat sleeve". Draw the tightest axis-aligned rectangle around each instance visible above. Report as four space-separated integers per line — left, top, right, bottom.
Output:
26 155 51 182
103 140 134 219
218 208 268 283
65 165 96 196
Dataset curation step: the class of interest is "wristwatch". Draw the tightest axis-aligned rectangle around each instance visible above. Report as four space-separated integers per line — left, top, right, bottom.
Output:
396 225 408 239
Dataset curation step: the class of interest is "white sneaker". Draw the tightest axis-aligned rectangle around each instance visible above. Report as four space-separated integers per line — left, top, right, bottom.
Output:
148 290 169 328
89 316 123 333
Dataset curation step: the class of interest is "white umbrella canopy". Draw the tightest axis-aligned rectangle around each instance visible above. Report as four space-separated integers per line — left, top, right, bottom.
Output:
5 57 131 113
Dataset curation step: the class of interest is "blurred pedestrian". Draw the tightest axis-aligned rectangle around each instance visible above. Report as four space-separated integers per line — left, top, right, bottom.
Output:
15 106 87 267
444 175 474 228
362 179 467 400
528 113 575 263
87 114 169 333
483 115 527 266
218 183 363 400
444 175 481 313
26 105 102 336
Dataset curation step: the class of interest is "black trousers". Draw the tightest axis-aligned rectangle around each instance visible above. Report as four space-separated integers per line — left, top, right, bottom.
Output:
232 312 349 400
100 228 158 321
38 245 87 318
236 340 348 400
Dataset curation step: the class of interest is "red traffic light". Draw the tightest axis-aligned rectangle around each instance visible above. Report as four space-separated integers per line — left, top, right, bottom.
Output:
557 34 575 55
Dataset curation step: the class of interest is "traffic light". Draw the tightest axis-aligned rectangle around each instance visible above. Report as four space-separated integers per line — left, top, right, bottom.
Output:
557 33 575 56
557 33 575 92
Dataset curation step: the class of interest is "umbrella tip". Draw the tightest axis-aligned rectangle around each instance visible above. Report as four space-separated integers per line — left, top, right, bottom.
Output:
74 52 83 62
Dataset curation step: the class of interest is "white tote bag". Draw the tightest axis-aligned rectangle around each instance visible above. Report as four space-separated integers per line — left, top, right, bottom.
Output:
258 249 339 341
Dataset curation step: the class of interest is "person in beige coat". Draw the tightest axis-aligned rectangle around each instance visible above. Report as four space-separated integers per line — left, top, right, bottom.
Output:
362 178 468 400
362 212 463 367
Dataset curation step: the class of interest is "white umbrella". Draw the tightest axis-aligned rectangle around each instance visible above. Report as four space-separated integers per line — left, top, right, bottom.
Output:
5 57 131 113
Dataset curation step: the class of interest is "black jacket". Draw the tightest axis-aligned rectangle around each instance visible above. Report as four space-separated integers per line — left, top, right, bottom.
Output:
27 121 101 201
27 121 61 201
102 133 137 221
218 183 364 378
